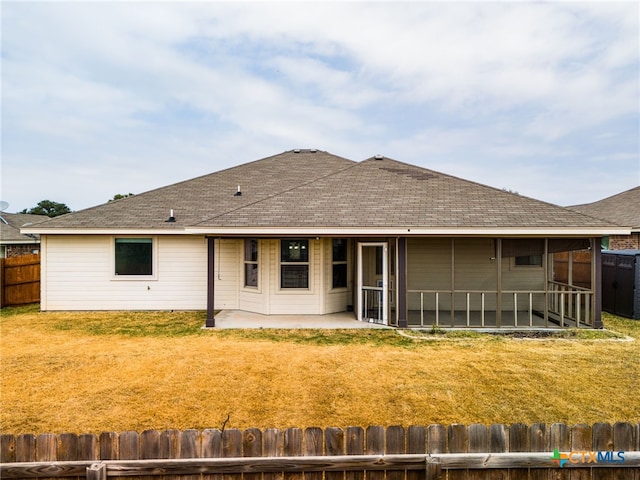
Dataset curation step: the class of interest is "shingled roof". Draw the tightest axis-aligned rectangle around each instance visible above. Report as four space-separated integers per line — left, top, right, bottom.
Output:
24 149 624 235
1 213 48 243
569 186 640 231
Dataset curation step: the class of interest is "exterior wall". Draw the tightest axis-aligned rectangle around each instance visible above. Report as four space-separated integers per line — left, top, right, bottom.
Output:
214 239 240 311
407 237 545 311
323 238 353 314
236 238 353 316
609 233 640 250
42 235 208 311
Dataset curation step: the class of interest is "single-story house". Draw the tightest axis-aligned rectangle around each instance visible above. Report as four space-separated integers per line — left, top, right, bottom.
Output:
23 150 629 329
569 186 640 251
0 213 48 258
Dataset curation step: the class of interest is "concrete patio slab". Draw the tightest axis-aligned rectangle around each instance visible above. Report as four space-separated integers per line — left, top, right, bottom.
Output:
208 310 391 329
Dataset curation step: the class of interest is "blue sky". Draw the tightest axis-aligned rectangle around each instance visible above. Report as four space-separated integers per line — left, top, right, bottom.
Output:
2 1 638 213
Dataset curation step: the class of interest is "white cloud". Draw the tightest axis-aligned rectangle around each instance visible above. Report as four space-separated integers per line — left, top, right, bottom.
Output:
1 1 637 211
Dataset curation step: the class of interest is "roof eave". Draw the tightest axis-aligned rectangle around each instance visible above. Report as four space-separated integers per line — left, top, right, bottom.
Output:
184 226 631 237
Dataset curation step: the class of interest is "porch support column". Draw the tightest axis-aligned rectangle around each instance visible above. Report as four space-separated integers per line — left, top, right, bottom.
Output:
205 237 216 328
592 237 603 329
397 237 408 328
496 238 502 327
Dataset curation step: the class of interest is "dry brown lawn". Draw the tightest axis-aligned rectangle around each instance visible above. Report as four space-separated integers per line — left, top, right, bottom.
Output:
1 305 639 434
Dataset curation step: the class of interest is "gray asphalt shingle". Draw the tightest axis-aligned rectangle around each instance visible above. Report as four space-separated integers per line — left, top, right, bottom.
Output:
27 150 618 231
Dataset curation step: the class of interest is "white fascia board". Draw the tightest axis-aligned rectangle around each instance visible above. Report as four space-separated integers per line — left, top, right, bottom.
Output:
20 228 188 235
184 226 632 237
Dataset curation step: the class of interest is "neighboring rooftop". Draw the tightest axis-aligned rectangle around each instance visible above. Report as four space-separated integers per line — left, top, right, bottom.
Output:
23 150 623 233
569 186 640 231
0 213 49 243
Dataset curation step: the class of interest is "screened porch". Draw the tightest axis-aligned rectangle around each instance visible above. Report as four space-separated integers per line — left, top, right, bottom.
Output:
387 237 600 329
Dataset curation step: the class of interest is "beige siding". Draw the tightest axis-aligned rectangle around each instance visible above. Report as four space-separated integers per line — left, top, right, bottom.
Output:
323 238 352 314
407 238 546 311
214 239 240 310
42 235 208 310
262 238 322 315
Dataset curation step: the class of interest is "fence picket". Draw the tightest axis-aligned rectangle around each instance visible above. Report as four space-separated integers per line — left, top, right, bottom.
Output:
612 423 635 480
510 423 530 480
1 435 16 463
181 430 201 480
468 424 488 480
243 429 262 480
99 433 118 461
325 428 345 480
283 428 302 480
550 423 570 480
139 431 160 480
427 425 446 454
262 429 282 480
593 423 614 480
77 435 98 461
201 429 223 480
222 430 242 480
365 427 384 480
529 424 548 480
345 427 364 480
119 432 139 461
448 424 468 480
488 425 507 480
304 428 323 480
385 426 405 480
570 424 592 480
406 426 425 480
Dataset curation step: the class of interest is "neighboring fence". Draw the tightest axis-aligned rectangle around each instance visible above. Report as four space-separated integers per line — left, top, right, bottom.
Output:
2 424 639 480
0 253 40 308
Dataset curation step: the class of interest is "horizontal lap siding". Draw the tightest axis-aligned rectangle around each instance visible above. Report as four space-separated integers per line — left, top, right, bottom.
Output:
268 239 322 315
408 238 546 311
43 235 207 311
239 239 266 314
215 239 240 311
323 238 351 314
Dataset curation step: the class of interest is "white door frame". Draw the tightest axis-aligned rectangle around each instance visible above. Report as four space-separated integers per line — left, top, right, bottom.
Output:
357 242 388 325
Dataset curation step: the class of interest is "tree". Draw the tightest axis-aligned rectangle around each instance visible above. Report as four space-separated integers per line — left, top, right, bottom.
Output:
20 200 72 217
108 193 135 202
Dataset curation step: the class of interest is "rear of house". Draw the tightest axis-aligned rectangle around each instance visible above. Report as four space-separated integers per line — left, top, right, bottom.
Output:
24 150 628 329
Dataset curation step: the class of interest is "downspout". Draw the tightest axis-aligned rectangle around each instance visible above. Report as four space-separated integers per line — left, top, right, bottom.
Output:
206 237 216 328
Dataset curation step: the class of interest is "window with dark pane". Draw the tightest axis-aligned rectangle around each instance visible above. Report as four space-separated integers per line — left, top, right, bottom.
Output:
281 239 309 288
515 255 542 266
332 238 347 288
115 238 152 275
244 239 258 287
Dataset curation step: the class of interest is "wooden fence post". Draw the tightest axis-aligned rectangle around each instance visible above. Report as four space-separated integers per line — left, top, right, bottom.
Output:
86 463 106 480
425 458 442 480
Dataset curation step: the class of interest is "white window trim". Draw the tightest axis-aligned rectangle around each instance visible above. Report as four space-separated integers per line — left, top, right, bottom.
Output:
279 239 311 291
330 238 348 291
242 238 260 291
111 235 158 281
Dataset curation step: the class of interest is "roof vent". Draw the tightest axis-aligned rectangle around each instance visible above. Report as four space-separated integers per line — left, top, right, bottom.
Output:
310 148 317 153
165 209 176 223
234 185 242 196
293 149 301 153
374 154 384 160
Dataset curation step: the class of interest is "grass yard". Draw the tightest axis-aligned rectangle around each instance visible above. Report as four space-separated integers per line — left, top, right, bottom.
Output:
1 305 639 435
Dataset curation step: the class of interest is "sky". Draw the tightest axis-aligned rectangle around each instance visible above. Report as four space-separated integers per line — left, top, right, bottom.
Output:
1 1 639 214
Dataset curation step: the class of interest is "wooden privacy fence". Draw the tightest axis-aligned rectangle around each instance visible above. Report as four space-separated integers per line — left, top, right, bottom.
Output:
2 423 639 479
0 253 40 308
